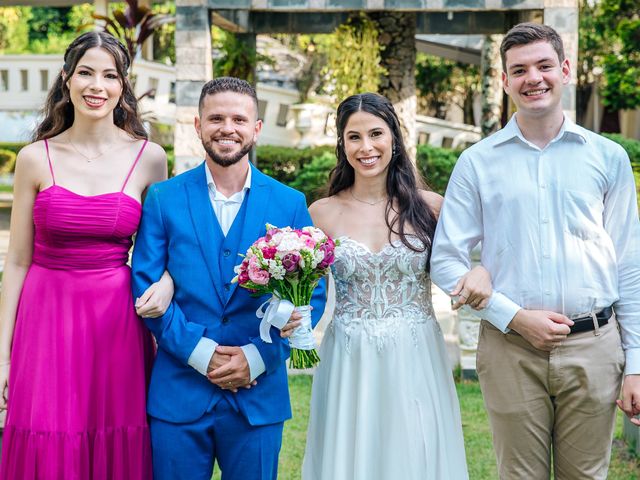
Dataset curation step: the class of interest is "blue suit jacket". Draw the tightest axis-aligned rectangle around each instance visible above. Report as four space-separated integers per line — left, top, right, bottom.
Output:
132 162 326 426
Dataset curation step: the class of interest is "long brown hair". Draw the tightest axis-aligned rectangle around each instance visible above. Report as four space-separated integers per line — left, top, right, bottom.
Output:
329 93 438 262
33 31 146 141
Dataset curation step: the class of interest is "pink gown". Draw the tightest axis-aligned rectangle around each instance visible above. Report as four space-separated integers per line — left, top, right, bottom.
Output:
0 139 153 479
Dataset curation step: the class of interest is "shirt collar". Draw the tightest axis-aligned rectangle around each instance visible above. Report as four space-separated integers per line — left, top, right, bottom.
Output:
205 163 252 198
491 113 587 148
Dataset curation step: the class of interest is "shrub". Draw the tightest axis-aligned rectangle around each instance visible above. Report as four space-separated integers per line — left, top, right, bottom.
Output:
0 149 17 175
255 145 334 185
289 151 337 204
416 144 461 196
603 133 640 166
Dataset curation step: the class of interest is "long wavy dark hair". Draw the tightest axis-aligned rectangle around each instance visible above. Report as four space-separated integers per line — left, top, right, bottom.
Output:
329 92 438 262
33 31 146 141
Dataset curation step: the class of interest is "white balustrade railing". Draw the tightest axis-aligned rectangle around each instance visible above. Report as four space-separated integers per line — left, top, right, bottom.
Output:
0 54 176 124
0 54 481 149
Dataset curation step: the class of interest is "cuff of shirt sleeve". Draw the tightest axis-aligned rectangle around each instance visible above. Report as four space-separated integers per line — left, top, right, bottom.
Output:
480 292 522 333
624 347 640 375
241 343 266 382
187 337 218 376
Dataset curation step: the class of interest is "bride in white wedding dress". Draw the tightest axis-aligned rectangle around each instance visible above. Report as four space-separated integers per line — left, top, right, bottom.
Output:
302 93 491 480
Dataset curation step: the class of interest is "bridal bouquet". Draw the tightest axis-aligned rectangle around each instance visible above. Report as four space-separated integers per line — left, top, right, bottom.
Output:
233 224 338 368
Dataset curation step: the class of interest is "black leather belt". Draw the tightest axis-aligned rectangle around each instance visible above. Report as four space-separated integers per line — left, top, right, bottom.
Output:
569 307 613 334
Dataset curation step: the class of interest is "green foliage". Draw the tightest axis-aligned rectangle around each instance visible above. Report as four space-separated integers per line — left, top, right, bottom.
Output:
211 27 274 83
28 7 70 43
0 7 31 53
603 134 640 165
255 145 334 186
289 151 337 204
415 53 480 124
163 144 175 177
415 54 455 119
0 143 26 155
0 5 93 55
593 0 640 111
151 1 175 64
416 144 461 196
0 149 17 175
322 13 386 104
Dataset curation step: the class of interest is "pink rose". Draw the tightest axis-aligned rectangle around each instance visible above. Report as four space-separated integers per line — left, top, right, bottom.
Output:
248 266 270 285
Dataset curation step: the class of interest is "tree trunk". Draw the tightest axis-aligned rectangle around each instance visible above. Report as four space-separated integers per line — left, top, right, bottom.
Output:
369 12 417 160
480 34 503 137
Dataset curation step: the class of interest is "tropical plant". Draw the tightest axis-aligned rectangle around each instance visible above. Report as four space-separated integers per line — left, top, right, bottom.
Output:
212 27 267 84
92 0 175 64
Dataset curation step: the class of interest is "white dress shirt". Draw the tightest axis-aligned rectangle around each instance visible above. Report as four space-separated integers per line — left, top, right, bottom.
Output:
187 165 267 381
431 114 640 374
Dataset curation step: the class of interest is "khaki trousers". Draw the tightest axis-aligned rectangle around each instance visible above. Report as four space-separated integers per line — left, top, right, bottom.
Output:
476 319 624 480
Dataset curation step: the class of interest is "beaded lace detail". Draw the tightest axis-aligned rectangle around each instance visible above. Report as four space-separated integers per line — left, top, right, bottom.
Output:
330 236 437 352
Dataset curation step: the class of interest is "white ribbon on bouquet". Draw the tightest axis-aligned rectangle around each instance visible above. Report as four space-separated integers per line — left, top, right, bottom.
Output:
256 295 316 350
257 295 295 343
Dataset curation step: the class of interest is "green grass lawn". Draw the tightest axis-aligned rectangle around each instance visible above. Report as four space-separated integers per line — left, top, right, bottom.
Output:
214 375 638 479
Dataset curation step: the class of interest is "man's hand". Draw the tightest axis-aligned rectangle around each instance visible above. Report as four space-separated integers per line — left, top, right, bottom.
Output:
280 310 302 338
507 309 574 351
207 346 254 393
207 351 231 374
617 374 640 426
451 266 493 311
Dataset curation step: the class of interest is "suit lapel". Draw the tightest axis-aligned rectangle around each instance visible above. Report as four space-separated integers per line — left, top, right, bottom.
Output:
185 163 225 305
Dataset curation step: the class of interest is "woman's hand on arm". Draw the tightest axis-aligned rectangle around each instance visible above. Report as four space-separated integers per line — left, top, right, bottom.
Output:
135 270 174 318
451 265 493 311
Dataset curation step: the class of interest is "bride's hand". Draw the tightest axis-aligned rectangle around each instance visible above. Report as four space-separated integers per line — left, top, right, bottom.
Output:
135 270 174 318
450 266 492 311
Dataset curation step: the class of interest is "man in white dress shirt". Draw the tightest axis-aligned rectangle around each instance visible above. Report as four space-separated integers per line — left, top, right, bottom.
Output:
431 23 640 479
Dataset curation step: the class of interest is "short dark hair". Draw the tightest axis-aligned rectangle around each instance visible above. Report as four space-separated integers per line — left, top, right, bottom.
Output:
198 77 258 116
500 23 565 72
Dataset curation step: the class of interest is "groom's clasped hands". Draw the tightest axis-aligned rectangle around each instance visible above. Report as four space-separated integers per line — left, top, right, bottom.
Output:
205 310 303 392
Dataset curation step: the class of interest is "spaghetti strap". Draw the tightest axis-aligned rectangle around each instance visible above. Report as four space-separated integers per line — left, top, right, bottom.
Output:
43 139 56 185
120 139 148 192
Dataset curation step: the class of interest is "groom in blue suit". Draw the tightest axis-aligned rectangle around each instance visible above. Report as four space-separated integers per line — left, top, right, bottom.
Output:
132 77 326 480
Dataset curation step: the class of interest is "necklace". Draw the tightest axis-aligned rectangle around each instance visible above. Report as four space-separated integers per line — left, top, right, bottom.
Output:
350 189 387 206
68 139 112 162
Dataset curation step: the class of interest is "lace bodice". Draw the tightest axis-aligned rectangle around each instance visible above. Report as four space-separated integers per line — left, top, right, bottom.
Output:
330 236 437 351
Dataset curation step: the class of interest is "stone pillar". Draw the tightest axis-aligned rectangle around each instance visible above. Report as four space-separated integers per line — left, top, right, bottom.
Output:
174 1 211 174
370 12 417 160
544 0 578 121
480 35 503 138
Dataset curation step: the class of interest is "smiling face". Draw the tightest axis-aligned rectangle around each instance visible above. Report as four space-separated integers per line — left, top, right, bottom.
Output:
342 110 393 180
502 40 570 120
66 47 122 120
195 91 262 167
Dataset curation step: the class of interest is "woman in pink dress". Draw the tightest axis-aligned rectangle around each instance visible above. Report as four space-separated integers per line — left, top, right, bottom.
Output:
0 32 173 479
